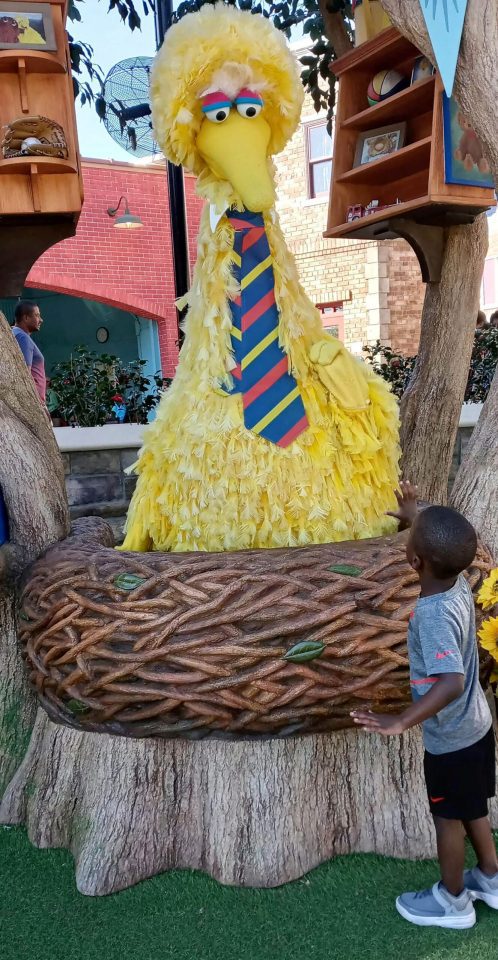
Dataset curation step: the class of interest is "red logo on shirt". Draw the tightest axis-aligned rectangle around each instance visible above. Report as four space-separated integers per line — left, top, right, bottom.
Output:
436 650 453 660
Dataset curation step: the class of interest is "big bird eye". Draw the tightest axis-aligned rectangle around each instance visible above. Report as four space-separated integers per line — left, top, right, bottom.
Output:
236 102 262 119
204 106 230 124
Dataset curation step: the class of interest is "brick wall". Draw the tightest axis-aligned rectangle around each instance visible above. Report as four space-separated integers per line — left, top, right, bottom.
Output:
27 158 204 376
386 240 424 356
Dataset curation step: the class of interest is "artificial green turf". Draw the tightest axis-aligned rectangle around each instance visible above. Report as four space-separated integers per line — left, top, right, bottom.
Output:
1 826 497 960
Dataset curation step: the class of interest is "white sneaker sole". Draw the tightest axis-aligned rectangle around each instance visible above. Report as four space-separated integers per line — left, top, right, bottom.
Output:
469 890 498 909
396 898 476 928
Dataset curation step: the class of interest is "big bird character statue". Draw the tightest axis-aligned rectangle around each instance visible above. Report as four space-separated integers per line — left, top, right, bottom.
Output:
121 4 400 554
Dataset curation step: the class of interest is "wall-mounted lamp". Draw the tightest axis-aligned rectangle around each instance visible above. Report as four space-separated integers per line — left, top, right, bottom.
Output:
107 196 143 230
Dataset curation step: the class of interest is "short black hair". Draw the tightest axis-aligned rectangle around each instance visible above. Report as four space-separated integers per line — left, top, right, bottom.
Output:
14 300 37 323
411 506 477 579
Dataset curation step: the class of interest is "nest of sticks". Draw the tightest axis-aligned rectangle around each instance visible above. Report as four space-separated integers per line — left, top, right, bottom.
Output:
19 517 493 740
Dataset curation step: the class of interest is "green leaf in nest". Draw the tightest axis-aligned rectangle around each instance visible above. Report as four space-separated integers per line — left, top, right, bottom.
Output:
19 610 32 622
327 564 362 577
66 699 90 715
283 641 325 663
113 573 147 591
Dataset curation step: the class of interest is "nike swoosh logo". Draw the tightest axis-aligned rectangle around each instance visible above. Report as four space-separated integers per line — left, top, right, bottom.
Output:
436 650 453 660
430 796 445 803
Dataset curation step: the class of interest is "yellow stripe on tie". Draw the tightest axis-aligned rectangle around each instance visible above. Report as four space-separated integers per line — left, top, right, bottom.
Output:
253 386 300 435
232 251 242 268
241 327 279 370
241 254 272 291
231 325 242 341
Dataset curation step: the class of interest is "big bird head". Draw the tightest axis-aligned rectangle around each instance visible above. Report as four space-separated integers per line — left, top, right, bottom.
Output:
150 4 304 213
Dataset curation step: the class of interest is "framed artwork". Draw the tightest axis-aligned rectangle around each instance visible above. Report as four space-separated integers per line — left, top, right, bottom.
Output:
0 2 56 51
442 94 494 189
354 123 406 168
411 56 435 85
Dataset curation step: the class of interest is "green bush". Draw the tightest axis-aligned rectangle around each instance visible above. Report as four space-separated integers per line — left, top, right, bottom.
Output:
364 329 498 403
49 346 170 427
362 342 416 400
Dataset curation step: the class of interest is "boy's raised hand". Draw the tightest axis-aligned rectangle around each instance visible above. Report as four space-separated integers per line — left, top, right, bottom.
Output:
387 480 418 528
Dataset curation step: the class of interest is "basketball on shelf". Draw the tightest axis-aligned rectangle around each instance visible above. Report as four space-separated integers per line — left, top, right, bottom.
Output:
367 69 408 106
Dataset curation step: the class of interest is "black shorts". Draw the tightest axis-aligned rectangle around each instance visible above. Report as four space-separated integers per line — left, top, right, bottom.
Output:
424 726 496 821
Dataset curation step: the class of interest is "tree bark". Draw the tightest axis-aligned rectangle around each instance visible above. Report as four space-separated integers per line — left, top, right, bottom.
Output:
319 1 353 58
451 367 498 556
0 312 69 794
1 710 475 896
399 216 488 502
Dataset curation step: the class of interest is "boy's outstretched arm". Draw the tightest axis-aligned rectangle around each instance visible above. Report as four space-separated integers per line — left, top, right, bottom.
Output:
387 479 419 529
351 673 464 736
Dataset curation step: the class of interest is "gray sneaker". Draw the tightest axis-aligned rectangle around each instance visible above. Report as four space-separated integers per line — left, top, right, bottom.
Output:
396 882 476 928
464 866 498 909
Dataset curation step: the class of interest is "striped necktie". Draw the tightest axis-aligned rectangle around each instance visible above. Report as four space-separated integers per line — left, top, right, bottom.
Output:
226 210 309 447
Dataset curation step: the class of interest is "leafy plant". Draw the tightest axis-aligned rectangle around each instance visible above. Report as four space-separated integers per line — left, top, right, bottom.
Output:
465 328 498 404
363 341 417 400
49 346 170 427
364 329 498 403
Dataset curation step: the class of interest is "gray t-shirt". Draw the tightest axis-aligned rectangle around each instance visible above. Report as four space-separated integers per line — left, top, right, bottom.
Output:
408 575 491 755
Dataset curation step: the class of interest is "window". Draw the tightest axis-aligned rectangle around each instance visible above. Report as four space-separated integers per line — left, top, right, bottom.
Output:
306 121 333 199
317 302 344 341
481 257 498 309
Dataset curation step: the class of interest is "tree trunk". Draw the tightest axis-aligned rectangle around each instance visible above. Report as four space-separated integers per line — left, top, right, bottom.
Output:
0 312 69 794
0 711 461 896
451 366 498 556
399 216 488 502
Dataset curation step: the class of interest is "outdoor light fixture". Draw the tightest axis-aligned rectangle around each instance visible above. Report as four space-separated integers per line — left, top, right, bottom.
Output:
107 196 143 230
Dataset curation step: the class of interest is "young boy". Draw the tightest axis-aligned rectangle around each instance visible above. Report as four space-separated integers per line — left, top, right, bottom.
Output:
352 481 498 929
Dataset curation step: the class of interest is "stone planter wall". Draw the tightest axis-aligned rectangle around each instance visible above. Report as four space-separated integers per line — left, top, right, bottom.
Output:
61 447 139 516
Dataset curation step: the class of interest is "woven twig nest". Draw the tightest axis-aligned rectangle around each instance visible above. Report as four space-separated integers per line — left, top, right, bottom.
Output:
2 116 68 159
20 517 493 741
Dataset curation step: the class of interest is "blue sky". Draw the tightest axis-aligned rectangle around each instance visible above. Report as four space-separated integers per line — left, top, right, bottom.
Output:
73 0 157 161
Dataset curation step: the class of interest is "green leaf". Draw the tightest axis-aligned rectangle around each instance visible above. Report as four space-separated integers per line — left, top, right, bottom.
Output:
113 573 147 591
19 611 31 622
66 699 90 715
283 641 325 663
327 564 363 577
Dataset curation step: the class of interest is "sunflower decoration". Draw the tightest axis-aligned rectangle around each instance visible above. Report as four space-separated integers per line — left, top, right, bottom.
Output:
478 569 498 612
478 617 498 683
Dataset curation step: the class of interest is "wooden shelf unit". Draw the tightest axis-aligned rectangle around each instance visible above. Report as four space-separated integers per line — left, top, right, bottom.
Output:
0 0 83 296
326 27 496 242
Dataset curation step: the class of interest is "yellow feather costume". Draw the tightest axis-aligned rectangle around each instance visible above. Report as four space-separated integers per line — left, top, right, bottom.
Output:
121 5 400 553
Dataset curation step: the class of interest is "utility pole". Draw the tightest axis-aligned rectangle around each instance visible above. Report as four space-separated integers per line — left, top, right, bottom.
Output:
154 0 190 349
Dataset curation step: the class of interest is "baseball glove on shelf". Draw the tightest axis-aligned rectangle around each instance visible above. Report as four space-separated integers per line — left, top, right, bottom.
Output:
2 116 68 159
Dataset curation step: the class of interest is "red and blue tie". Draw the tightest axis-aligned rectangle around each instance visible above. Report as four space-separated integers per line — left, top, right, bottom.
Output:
227 210 309 448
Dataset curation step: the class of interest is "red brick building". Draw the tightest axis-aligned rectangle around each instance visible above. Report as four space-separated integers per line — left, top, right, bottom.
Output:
25 157 203 376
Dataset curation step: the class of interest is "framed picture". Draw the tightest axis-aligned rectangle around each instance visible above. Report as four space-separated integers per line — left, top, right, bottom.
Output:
411 55 435 85
0 2 56 51
354 123 407 168
442 94 494 189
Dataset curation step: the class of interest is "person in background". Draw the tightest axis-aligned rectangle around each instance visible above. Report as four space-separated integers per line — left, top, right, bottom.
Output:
489 310 498 329
476 310 490 330
12 301 46 405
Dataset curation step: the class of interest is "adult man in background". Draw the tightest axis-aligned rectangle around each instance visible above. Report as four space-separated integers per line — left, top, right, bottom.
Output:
12 301 46 405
